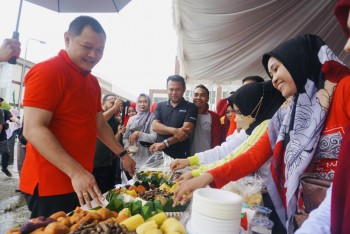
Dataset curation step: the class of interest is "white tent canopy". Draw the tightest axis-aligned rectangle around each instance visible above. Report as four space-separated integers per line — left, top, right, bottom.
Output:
173 0 349 86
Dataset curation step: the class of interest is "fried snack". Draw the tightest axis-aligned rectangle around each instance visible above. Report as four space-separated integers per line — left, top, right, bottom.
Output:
69 207 88 225
70 210 102 231
99 217 116 224
57 217 71 227
88 210 102 221
96 207 112 220
69 223 79 232
30 227 45 234
111 211 119 218
5 227 20 234
44 222 70 234
50 211 66 220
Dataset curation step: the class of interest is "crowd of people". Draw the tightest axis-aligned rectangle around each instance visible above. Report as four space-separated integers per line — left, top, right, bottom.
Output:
0 0 349 233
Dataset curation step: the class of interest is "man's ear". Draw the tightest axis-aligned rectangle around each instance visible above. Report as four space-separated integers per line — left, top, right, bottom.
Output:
64 32 70 47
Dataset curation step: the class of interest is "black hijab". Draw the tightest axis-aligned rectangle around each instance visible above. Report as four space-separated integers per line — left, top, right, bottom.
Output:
262 34 327 93
230 80 285 135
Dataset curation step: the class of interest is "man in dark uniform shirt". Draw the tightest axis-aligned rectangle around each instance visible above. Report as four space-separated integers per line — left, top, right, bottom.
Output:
93 94 123 193
150 75 197 158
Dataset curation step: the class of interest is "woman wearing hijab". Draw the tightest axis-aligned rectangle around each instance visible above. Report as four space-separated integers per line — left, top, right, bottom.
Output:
170 80 285 180
123 102 137 126
216 98 233 141
173 34 350 233
123 94 157 167
295 2 350 233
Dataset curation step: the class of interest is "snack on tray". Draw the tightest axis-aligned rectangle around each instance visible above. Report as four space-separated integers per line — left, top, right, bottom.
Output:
7 206 186 234
106 181 189 220
222 176 264 207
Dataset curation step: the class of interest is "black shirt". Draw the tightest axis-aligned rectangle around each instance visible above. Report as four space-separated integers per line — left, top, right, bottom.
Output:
154 98 197 158
94 115 120 167
0 109 13 141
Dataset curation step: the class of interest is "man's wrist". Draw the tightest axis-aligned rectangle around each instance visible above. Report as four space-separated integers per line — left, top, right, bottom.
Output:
118 150 128 158
163 139 170 147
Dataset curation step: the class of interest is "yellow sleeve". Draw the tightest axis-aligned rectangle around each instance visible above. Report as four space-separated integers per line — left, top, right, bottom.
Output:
188 154 200 166
191 120 269 177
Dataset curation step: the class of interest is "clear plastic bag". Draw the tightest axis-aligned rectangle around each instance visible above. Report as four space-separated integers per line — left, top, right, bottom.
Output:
135 151 174 176
222 176 264 207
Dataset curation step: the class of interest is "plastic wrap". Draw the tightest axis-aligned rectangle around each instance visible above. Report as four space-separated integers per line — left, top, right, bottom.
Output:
136 151 174 174
222 176 264 207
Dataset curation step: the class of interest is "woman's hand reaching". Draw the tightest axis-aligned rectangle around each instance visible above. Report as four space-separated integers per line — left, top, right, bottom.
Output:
170 159 190 172
172 173 214 207
129 131 140 146
175 171 193 183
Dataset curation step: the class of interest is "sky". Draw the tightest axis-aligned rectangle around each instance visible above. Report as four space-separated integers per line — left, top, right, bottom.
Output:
0 0 177 100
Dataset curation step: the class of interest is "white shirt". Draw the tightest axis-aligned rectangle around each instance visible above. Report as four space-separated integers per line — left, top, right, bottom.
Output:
197 129 247 165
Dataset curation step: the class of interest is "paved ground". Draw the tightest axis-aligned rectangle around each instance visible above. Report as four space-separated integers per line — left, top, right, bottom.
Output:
0 141 30 234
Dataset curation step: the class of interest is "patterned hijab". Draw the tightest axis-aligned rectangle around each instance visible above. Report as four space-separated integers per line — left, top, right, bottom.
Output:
262 34 344 232
230 80 285 135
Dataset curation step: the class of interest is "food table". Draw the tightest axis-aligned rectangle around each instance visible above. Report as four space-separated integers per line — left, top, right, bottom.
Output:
7 153 264 234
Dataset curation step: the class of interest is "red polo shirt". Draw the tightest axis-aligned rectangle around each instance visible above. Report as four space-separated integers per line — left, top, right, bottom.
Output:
20 50 102 196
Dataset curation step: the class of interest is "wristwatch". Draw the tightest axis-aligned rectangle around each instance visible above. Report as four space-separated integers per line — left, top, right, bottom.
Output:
163 139 170 148
118 150 128 158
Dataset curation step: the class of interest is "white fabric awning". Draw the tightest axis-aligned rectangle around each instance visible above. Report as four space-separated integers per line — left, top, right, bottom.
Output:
173 0 350 85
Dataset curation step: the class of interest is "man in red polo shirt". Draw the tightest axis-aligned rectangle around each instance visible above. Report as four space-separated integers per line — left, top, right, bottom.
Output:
20 16 136 218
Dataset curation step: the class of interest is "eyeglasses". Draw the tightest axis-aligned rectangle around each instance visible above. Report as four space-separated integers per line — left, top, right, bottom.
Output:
232 109 242 115
232 97 263 117
106 98 116 102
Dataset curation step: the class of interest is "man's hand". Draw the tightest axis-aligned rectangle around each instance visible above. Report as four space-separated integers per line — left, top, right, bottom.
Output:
149 142 166 154
170 159 190 171
173 127 190 142
114 98 123 111
0 39 21 62
118 125 126 134
70 167 105 209
121 154 136 177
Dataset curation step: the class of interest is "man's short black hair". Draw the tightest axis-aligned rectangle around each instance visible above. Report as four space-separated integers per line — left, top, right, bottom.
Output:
194 84 210 96
102 94 117 102
0 98 3 102
68 16 106 38
166 75 186 88
242 76 265 84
